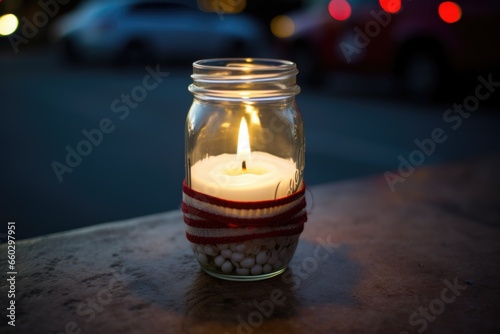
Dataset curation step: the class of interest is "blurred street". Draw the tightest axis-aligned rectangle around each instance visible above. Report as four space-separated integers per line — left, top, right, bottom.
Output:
2 48 500 239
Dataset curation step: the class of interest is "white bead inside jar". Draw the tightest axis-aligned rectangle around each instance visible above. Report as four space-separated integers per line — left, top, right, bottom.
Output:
191 236 298 276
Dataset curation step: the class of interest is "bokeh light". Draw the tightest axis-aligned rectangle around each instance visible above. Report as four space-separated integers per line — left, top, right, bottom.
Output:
379 0 401 14
438 1 462 23
0 14 19 36
270 15 295 38
197 0 247 13
328 0 352 21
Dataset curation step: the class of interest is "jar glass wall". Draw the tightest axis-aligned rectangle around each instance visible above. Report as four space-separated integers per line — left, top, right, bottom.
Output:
184 58 305 280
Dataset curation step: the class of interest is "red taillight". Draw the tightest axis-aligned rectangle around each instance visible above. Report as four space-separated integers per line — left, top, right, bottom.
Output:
328 0 351 21
438 1 462 24
379 0 401 14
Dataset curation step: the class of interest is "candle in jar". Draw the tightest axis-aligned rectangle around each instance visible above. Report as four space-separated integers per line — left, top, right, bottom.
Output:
190 118 297 201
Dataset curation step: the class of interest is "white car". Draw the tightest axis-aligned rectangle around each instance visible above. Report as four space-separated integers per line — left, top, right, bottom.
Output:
50 0 268 64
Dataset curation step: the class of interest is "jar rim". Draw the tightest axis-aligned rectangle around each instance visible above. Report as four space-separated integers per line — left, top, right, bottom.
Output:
190 58 300 101
192 58 297 72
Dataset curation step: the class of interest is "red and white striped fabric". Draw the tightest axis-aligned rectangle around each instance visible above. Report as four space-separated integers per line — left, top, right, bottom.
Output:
182 181 307 244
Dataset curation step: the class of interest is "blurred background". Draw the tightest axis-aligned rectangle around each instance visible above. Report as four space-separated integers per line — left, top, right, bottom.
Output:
1 0 499 239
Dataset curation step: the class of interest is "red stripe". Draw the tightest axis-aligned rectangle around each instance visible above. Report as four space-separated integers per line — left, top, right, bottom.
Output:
182 180 306 209
182 198 306 228
182 213 231 228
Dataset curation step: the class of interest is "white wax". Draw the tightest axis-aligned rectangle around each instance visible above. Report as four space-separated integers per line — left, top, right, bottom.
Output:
191 151 297 201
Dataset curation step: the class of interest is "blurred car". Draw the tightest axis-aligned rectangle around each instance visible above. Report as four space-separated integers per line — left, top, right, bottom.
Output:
50 0 268 64
273 0 500 98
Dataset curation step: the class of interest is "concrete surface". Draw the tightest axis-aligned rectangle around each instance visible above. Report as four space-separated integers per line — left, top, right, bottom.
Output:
1 155 499 333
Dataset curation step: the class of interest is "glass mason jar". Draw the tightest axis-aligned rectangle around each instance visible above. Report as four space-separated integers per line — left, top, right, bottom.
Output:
184 58 305 281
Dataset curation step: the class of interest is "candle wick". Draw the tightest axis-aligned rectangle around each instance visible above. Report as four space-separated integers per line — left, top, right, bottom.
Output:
242 160 247 171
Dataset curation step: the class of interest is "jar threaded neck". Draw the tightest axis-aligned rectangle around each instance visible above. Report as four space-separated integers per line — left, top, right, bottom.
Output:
189 58 300 101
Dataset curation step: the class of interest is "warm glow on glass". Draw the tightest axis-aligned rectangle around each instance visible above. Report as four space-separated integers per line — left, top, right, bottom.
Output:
246 105 261 125
270 15 295 38
438 1 462 23
379 0 401 14
237 118 251 162
0 14 19 36
328 0 352 21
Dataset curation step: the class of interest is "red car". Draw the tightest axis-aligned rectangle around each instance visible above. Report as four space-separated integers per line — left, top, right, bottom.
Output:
272 0 500 98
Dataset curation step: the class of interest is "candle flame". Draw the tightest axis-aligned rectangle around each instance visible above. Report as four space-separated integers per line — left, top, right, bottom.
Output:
237 118 251 162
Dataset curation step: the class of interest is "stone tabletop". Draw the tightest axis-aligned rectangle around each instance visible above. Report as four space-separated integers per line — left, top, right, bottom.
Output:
1 156 500 334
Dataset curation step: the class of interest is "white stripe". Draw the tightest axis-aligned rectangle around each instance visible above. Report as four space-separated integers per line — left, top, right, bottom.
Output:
186 221 304 239
183 193 304 219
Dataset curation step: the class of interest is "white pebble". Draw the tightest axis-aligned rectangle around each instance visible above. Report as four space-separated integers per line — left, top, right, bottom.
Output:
267 250 278 265
196 253 208 264
231 252 245 262
256 251 268 265
236 268 250 276
240 257 255 268
196 245 205 254
221 249 232 258
214 255 225 267
251 264 263 275
221 261 233 273
217 243 228 250
263 264 273 274
204 245 218 257
230 243 238 251
235 243 246 252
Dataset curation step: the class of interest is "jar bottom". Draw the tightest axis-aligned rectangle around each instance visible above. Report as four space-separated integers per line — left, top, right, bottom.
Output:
201 266 288 281
190 236 299 281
